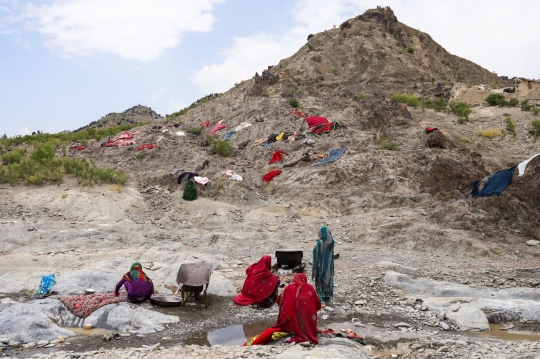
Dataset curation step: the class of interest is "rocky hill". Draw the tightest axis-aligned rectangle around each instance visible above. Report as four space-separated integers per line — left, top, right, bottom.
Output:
74 105 162 131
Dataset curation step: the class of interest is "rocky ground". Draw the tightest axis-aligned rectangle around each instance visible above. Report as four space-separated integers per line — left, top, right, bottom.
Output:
1 173 540 358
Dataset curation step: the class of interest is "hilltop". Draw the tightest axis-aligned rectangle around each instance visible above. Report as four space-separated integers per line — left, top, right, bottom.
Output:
74 105 162 132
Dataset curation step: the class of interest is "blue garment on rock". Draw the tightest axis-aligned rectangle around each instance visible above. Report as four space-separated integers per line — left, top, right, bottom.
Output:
224 131 236 141
478 166 517 197
312 148 346 166
38 274 56 296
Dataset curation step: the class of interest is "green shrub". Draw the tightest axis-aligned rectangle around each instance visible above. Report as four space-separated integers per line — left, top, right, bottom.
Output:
293 77 302 84
407 45 414 54
505 116 516 137
533 106 540 116
190 128 202 135
449 102 472 119
531 119 540 140
440 75 447 80
0 146 128 186
356 93 369 100
422 98 448 112
288 97 300 108
508 98 519 107
485 93 507 106
332 68 338 75
378 136 397 150
2 149 26 165
136 153 145 161
307 34 314 41
391 93 420 108
210 139 233 157
457 117 467 124
521 99 532 111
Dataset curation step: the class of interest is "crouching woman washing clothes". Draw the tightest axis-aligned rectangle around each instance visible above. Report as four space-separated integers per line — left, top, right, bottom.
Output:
245 273 321 345
114 262 154 303
312 226 335 306
234 255 280 309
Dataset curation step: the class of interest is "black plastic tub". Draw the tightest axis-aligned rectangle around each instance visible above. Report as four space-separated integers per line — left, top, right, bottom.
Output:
275 249 303 268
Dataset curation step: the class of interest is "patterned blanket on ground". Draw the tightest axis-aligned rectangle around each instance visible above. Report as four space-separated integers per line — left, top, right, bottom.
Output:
59 293 128 318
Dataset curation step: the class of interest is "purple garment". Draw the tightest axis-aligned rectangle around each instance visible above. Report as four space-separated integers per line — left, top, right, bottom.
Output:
115 278 154 303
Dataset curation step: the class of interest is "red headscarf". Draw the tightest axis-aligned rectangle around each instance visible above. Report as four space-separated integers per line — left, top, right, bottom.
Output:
234 255 279 306
275 273 321 344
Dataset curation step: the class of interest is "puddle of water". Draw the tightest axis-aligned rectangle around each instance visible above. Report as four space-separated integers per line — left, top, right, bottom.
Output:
466 323 540 341
66 327 108 336
184 321 274 346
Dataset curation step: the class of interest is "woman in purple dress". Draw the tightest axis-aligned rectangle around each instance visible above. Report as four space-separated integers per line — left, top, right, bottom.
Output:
114 262 154 303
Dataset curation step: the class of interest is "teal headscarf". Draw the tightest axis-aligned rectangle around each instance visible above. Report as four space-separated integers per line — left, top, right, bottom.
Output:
312 226 334 299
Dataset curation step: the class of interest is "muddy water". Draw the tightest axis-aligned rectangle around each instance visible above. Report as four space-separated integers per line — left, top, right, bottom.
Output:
184 321 274 346
66 327 108 336
467 323 540 341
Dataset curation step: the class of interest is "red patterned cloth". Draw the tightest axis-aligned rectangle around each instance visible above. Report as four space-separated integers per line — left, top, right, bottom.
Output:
269 151 289 164
310 122 335 134
72 146 87 151
59 293 128 318
289 109 308 118
234 256 279 306
200 121 210 128
425 127 439 133
262 170 282 182
137 144 161 151
304 116 328 127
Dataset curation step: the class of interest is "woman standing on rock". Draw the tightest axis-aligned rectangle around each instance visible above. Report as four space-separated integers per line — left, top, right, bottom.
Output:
234 255 280 309
312 226 334 306
114 262 154 303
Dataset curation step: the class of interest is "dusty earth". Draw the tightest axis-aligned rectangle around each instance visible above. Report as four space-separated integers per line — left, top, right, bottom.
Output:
2 6 540 359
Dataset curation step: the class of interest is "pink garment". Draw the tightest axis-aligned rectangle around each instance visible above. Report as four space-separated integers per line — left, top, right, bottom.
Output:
210 123 227 135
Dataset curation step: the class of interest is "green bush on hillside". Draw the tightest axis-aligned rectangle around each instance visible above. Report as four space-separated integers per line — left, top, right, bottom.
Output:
391 94 420 108
485 93 509 106
449 102 472 119
521 99 532 111
288 97 300 108
2 149 26 165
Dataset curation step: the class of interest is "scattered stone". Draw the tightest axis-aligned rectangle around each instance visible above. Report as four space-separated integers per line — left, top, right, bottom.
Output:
354 300 366 306
440 321 450 330
526 240 540 246
394 322 411 329
450 301 460 312
437 346 449 352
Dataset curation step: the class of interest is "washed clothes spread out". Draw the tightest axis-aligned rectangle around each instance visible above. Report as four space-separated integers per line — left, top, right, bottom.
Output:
477 166 517 197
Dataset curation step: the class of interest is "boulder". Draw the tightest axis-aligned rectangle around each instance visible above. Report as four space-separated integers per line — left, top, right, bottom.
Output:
445 305 489 331
379 261 423 277
0 299 76 343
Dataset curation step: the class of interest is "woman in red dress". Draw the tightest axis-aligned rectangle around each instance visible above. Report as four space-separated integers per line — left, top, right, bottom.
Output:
246 273 321 345
234 255 280 308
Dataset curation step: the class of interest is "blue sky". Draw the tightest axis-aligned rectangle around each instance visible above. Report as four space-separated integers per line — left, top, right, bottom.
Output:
1 0 539 137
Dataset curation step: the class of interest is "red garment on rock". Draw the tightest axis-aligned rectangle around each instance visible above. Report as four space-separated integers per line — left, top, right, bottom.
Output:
200 121 210 128
262 170 282 182
102 132 135 147
72 146 87 151
276 274 321 344
289 109 308 118
269 151 289 164
310 122 335 134
234 255 279 306
305 116 328 127
210 123 226 135
425 127 439 133
137 144 161 151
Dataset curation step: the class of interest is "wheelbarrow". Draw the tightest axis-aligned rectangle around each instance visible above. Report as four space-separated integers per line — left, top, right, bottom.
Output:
174 263 213 309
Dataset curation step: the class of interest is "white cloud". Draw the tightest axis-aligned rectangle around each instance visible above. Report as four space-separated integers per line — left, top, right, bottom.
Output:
18 125 30 135
21 0 223 61
191 0 365 93
151 87 167 101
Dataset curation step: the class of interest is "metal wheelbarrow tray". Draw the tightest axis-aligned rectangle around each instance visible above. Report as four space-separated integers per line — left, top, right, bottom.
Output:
175 263 213 309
